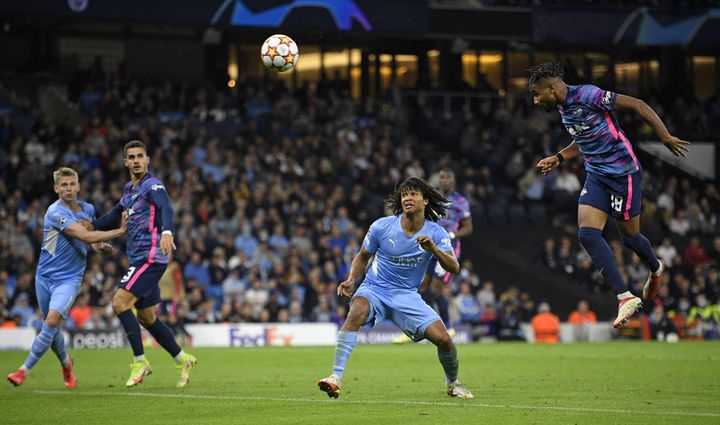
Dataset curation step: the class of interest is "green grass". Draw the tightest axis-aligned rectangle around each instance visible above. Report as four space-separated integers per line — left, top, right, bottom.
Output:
2 342 719 424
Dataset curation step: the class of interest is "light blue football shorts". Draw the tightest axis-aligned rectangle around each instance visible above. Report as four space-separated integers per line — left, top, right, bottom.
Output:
353 284 441 342
35 275 81 318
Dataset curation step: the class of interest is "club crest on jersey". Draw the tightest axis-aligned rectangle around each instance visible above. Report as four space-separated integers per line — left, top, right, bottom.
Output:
602 91 612 105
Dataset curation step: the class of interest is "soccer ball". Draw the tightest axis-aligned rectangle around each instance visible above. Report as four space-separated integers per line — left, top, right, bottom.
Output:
261 34 299 72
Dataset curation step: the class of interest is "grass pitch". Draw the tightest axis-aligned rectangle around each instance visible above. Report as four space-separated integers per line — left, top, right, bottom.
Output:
2 342 719 424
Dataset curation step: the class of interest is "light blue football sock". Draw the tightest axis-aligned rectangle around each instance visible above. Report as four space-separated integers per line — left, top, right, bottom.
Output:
438 347 459 384
51 327 70 367
332 330 358 378
24 323 59 370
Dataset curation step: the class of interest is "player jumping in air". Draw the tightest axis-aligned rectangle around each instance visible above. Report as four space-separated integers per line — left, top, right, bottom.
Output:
7 167 126 388
93 141 196 388
528 62 689 327
317 177 473 399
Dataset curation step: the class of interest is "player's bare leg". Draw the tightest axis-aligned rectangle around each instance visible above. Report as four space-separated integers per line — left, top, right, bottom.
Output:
425 321 473 398
318 297 369 399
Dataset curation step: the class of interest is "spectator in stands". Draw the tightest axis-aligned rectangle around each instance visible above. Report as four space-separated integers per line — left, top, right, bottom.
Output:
288 302 304 323
568 299 597 341
709 237 720 266
222 268 245 301
207 246 228 307
518 162 545 202
68 294 92 329
454 282 482 325
542 238 557 270
575 255 601 292
531 302 560 344
626 253 650 287
245 276 269 319
656 184 676 213
159 260 185 317
184 251 211 291
706 267 719 301
8 293 35 328
0 313 21 329
655 238 678 268
568 299 597 325
648 305 678 342
476 281 496 309
686 293 719 340
669 209 690 236
684 237 709 269
518 291 536 322
85 307 109 330
551 166 581 214
557 236 576 275
497 304 524 341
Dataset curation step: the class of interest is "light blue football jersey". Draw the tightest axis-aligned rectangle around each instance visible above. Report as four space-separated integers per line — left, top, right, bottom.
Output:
36 200 95 283
362 215 452 290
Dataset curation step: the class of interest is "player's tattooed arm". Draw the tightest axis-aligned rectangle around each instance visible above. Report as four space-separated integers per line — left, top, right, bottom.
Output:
337 246 373 297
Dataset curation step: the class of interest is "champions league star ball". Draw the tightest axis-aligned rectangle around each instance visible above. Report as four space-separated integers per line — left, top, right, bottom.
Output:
261 34 299 72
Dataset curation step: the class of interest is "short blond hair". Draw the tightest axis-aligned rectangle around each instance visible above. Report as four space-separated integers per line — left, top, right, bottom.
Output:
53 167 79 185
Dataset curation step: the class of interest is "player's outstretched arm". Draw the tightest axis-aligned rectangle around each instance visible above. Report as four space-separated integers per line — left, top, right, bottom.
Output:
537 141 580 175
65 212 127 244
417 235 459 274
93 202 124 230
614 94 690 157
337 246 373 297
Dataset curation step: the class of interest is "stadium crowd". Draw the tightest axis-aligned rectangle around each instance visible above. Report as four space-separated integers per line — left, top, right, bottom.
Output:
1 61 718 341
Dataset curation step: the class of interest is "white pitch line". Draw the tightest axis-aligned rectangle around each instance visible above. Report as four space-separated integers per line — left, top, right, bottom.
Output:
29 389 720 418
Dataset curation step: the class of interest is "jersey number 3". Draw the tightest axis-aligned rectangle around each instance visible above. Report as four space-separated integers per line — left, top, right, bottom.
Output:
121 266 137 283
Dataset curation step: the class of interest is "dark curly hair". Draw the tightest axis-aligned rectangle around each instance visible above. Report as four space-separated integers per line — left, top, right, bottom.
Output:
528 62 564 87
385 177 450 222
